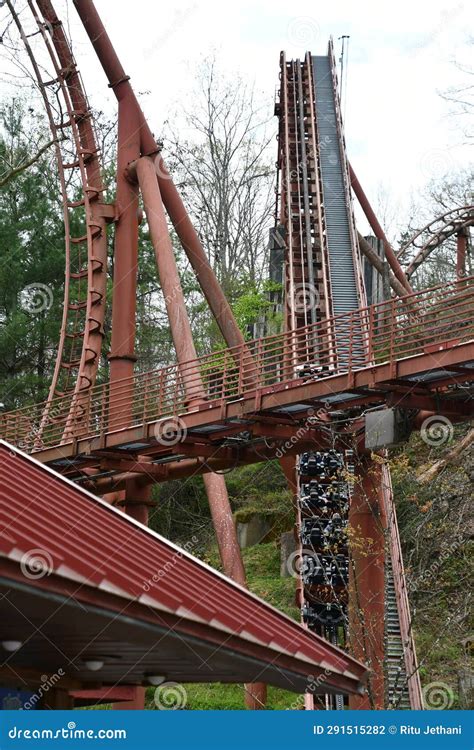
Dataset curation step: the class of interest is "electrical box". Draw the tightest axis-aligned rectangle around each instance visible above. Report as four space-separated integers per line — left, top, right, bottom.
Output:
365 408 412 449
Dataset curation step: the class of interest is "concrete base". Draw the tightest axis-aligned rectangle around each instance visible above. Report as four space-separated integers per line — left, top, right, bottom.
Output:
280 530 297 577
236 514 274 549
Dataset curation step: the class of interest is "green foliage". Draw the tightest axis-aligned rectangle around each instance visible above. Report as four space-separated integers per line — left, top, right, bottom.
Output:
0 100 64 407
145 682 299 711
390 425 473 707
148 461 292 547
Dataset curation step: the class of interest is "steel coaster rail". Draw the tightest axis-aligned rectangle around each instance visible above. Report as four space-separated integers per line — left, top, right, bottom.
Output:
7 2 109 439
401 205 474 279
398 205 473 256
382 464 423 709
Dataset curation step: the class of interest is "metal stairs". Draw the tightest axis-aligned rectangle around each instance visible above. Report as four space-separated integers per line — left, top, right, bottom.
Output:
385 556 412 709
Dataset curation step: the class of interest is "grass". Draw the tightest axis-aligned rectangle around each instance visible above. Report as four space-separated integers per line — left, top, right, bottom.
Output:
154 542 301 710
155 683 301 711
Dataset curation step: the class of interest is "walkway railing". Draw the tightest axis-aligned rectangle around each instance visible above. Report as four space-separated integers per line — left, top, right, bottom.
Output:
382 464 423 709
1 277 473 452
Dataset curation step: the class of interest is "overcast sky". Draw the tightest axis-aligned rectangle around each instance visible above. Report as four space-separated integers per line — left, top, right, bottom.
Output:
1 0 472 235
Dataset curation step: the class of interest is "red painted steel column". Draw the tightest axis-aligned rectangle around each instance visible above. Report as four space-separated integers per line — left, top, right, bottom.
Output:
348 457 385 710
110 97 149 710
153 155 246 351
135 155 245 577
73 0 264 707
136 156 265 707
457 230 467 279
73 0 245 351
349 164 413 295
108 95 140 388
106 95 152 528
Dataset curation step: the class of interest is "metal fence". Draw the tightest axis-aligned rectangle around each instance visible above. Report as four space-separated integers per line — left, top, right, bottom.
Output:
2 277 473 452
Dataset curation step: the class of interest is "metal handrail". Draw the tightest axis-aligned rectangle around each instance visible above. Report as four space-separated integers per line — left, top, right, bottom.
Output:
382 464 423 709
2 276 473 451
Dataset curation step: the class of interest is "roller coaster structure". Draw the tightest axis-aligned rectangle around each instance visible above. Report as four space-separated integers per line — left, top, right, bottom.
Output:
1 0 473 711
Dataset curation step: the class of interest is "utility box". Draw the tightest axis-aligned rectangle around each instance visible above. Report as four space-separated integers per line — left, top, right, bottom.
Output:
365 408 412 449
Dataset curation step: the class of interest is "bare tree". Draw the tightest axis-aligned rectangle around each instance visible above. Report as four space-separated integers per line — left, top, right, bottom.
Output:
164 57 275 299
440 39 474 143
398 168 473 287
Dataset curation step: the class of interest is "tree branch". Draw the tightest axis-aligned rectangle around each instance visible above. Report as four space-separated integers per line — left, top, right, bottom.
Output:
0 138 58 188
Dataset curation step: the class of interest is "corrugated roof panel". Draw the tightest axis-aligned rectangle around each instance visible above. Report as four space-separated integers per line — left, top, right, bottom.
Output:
0 440 368 693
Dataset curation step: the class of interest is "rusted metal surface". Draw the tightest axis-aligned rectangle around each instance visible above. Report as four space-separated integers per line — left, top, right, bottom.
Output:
0 442 368 695
6 0 472 714
34 0 108 399
381 464 423 710
72 0 246 353
2 275 472 454
457 230 468 280
136 155 259 697
276 53 333 335
136 156 247 585
349 164 413 295
348 458 386 709
398 205 473 279
8 1 108 411
108 96 141 387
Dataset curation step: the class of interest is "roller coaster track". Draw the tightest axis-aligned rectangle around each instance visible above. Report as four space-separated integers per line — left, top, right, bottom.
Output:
6 1 108 426
3 1 473 712
399 205 473 280
276 42 423 710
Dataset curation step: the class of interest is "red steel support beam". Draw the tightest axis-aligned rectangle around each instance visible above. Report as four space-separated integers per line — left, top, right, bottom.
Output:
106 94 152 521
107 96 149 709
36 0 108 394
136 155 266 707
108 95 140 386
72 0 246 352
349 164 413 295
136 155 246 578
348 457 385 709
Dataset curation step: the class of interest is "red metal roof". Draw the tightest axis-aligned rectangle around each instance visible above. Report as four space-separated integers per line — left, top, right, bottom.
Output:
0 440 368 695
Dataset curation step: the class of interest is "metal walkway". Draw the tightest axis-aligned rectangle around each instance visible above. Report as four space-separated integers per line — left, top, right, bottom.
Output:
385 559 411 709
